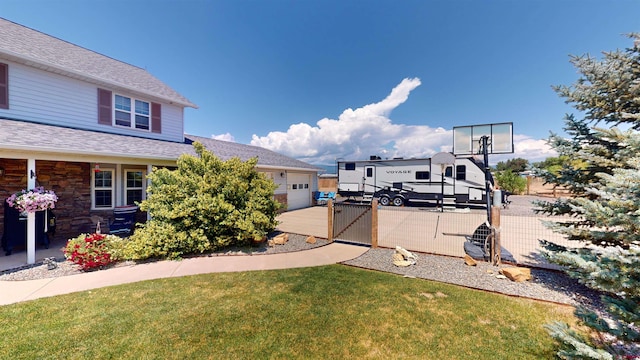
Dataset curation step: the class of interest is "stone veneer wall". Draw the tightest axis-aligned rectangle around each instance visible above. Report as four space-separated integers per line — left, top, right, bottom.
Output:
0 159 114 242
0 159 292 244
274 193 288 213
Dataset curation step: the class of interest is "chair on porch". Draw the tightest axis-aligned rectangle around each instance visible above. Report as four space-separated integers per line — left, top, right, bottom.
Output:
2 200 53 256
108 205 139 237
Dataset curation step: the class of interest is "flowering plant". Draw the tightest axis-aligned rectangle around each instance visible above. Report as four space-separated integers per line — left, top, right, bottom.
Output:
6 187 58 213
64 233 120 271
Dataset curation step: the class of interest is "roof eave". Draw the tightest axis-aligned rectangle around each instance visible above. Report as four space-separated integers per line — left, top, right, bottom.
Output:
256 164 321 172
0 144 179 163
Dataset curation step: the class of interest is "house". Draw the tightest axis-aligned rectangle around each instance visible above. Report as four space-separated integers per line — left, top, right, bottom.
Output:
0 18 318 263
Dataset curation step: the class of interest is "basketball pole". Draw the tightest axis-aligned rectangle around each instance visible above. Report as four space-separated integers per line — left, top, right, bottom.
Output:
481 135 492 222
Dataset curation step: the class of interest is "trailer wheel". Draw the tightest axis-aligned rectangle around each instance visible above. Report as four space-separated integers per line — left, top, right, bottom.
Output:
392 196 405 207
379 196 391 206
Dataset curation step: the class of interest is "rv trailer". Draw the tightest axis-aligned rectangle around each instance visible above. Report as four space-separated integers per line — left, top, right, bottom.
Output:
337 155 492 207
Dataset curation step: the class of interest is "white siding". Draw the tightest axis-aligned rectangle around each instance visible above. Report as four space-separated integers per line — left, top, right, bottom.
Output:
0 61 185 142
259 170 287 194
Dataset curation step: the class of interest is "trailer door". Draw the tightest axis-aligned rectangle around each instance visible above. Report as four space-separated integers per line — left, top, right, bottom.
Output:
364 166 376 193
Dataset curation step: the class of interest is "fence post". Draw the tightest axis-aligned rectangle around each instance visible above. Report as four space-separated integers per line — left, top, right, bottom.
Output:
491 205 501 265
327 199 334 242
371 199 378 248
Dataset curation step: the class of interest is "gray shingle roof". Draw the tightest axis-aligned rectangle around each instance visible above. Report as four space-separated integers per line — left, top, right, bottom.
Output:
185 135 321 171
0 118 319 171
0 18 197 108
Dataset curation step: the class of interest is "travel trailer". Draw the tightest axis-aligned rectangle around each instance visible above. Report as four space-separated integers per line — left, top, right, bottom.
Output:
337 155 492 207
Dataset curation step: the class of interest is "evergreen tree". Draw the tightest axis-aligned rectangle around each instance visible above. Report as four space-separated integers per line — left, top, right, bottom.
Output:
537 34 640 359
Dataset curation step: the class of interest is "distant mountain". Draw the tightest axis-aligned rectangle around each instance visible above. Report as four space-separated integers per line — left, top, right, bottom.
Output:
313 164 336 175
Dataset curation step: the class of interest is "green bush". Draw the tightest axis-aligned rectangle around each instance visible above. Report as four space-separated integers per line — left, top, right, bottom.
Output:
494 170 526 194
124 142 280 260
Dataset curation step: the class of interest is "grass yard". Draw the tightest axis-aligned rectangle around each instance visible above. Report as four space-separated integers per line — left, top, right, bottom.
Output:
0 265 574 359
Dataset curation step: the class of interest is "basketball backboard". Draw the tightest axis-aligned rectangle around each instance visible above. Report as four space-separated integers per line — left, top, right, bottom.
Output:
452 122 514 155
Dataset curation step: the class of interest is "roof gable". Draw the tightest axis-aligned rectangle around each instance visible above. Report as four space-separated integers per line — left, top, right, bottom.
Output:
0 18 197 108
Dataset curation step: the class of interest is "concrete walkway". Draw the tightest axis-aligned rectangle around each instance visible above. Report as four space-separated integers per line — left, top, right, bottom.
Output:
0 242 368 306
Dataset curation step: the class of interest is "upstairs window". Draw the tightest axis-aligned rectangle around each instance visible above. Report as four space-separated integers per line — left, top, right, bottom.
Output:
0 62 8 109
114 94 150 130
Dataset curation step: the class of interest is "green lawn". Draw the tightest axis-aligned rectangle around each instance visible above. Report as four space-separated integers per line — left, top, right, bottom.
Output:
0 265 573 359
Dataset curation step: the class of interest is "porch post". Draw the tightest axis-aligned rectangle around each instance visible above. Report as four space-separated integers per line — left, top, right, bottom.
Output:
26 158 36 264
146 164 152 221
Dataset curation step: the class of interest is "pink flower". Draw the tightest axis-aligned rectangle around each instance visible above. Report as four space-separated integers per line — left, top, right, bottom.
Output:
6 187 57 213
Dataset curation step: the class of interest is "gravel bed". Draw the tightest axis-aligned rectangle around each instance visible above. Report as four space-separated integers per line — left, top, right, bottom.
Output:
342 247 603 308
501 194 561 217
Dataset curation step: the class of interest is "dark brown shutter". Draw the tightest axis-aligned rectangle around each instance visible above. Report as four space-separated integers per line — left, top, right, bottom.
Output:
0 63 8 109
97 88 112 125
151 102 161 133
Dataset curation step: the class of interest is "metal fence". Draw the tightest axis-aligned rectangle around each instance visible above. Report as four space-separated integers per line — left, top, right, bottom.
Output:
376 206 573 269
331 202 374 246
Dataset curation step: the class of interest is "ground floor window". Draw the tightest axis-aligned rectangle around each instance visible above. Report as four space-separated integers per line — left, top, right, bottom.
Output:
93 169 114 209
125 170 145 205
91 166 146 209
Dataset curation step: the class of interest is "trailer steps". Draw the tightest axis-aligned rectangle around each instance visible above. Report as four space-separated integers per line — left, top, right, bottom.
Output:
442 196 457 210
361 193 374 204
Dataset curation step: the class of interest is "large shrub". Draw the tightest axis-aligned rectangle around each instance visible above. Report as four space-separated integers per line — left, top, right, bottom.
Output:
494 170 526 195
124 142 280 260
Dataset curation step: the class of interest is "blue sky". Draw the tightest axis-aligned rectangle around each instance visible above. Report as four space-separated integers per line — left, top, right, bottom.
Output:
3 0 639 167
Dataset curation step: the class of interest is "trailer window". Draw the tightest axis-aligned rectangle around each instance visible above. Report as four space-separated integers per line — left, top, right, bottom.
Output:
345 163 356 171
415 171 430 180
366 168 373 177
456 165 466 180
445 166 453 177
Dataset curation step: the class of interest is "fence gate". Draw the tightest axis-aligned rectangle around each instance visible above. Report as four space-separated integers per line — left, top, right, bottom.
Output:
332 202 373 246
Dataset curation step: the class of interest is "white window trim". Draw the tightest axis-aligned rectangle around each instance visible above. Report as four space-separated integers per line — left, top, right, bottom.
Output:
124 169 146 205
91 168 115 210
114 94 151 131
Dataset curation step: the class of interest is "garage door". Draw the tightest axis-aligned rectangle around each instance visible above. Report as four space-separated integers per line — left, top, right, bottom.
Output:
287 173 311 210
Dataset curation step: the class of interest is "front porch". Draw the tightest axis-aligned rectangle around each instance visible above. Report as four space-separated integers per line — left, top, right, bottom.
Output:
0 157 150 270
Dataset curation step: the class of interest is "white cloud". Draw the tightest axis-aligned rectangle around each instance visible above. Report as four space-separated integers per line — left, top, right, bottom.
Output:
489 135 556 165
250 78 556 166
211 133 236 142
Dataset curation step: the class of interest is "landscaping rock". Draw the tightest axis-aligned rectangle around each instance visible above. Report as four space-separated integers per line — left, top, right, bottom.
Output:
499 267 532 282
392 246 417 267
268 233 289 246
464 254 477 266
305 235 316 244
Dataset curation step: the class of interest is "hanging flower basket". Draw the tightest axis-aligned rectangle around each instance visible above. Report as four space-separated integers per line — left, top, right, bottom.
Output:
6 186 58 214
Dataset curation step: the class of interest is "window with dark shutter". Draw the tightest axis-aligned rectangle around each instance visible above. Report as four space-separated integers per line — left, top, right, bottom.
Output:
151 102 161 133
98 88 112 125
0 63 8 109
